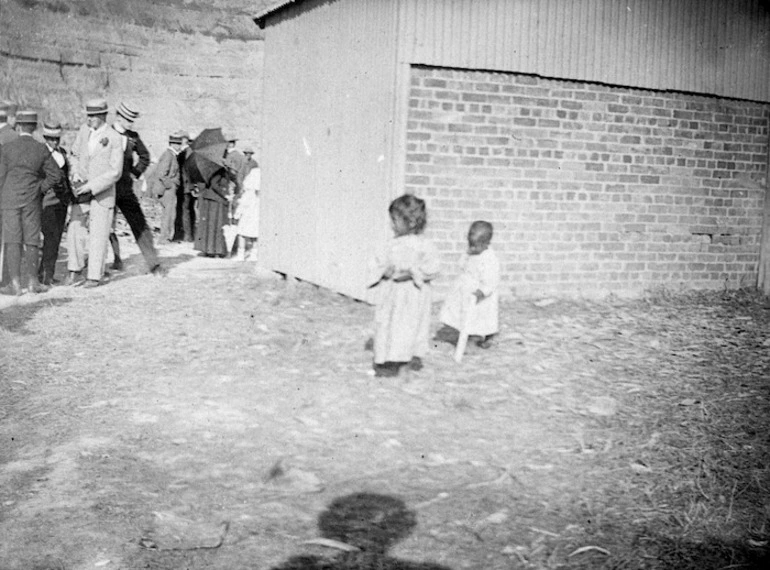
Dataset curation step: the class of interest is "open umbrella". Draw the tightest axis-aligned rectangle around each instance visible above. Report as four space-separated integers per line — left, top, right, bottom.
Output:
184 127 228 185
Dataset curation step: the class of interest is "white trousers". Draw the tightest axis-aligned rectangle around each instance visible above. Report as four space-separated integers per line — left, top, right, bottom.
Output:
67 201 114 281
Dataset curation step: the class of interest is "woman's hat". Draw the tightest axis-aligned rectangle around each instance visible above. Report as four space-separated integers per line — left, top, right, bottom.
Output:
85 98 108 116
43 122 63 138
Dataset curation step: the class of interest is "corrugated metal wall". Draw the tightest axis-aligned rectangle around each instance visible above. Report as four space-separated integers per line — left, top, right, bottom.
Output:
400 0 770 102
260 0 400 299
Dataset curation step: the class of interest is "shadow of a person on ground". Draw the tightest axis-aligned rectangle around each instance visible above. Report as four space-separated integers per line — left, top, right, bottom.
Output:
0 297 72 333
103 252 196 285
270 492 452 570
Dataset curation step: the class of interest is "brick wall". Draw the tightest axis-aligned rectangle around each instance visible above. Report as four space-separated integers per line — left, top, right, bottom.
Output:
405 66 770 299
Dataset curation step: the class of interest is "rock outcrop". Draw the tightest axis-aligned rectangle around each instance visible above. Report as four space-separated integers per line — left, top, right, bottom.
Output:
0 0 272 159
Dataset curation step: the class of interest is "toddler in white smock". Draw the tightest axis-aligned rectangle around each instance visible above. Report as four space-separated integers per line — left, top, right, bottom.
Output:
439 220 500 349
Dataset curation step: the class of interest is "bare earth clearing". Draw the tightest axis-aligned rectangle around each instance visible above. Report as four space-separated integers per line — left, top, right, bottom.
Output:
1 239 769 570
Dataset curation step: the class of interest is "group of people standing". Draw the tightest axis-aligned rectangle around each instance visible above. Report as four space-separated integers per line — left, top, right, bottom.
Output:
0 98 165 294
146 125 260 260
0 97 261 296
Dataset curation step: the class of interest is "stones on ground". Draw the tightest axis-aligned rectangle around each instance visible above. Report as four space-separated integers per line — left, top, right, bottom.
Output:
585 396 618 416
141 511 229 550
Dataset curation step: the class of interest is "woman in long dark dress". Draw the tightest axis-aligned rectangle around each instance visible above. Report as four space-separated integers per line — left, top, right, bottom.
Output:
194 166 235 257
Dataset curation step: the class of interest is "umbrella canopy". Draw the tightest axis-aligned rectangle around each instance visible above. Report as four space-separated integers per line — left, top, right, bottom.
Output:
184 127 228 185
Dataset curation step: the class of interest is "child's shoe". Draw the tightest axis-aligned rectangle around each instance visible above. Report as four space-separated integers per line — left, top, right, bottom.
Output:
373 362 401 377
409 357 423 371
433 325 459 346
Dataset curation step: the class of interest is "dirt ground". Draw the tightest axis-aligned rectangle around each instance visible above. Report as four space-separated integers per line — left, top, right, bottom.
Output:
1 237 769 570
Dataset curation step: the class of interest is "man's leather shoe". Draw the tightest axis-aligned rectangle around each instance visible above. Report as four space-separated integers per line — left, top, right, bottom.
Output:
82 279 100 289
28 281 50 294
110 259 124 271
150 264 168 277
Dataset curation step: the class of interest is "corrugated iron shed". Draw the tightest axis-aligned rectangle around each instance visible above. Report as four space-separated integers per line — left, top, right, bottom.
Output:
256 0 770 102
253 0 770 299
257 0 402 299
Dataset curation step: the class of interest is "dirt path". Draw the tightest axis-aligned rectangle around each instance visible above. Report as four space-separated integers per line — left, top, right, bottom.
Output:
1 242 769 570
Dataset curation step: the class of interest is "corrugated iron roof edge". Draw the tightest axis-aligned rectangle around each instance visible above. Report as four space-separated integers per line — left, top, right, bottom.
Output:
253 0 303 28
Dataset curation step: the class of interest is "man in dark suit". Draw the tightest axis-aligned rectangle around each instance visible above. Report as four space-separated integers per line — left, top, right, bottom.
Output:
0 110 61 295
224 134 246 193
109 102 163 274
148 132 182 243
0 101 20 287
177 132 198 242
38 122 72 286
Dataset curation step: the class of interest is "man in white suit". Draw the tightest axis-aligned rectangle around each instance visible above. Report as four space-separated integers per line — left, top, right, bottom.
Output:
66 99 124 288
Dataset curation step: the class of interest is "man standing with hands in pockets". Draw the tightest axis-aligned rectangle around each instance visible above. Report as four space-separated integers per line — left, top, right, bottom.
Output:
66 99 124 288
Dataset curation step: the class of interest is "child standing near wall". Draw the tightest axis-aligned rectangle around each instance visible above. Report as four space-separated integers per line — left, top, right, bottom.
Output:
368 194 440 377
439 220 500 349
234 163 260 261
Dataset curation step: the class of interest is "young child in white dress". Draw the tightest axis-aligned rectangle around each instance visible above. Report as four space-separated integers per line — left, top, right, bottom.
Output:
233 165 260 261
368 194 440 377
439 221 500 349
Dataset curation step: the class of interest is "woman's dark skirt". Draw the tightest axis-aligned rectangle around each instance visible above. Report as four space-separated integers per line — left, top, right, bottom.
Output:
194 198 229 256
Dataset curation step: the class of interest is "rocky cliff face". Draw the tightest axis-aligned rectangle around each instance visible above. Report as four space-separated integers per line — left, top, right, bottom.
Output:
0 0 276 159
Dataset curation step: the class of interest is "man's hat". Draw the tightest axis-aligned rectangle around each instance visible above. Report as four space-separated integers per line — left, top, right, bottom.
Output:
169 131 184 144
243 146 255 155
85 98 108 116
43 122 63 138
224 132 237 142
15 110 38 125
116 102 139 122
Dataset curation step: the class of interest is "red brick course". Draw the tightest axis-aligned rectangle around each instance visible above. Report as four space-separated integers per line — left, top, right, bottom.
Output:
406 66 769 298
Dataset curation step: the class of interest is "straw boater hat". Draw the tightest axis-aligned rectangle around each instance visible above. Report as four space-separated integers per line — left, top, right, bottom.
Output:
43 122 63 139
169 131 184 145
116 102 139 122
243 146 255 155
15 110 38 125
85 98 108 116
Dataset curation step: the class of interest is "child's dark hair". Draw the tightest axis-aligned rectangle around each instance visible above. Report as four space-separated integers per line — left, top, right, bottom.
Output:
469 220 493 244
389 194 427 235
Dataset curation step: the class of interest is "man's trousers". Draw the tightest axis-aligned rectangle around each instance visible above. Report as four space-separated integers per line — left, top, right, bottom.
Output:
115 187 159 270
67 201 113 281
39 203 67 282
